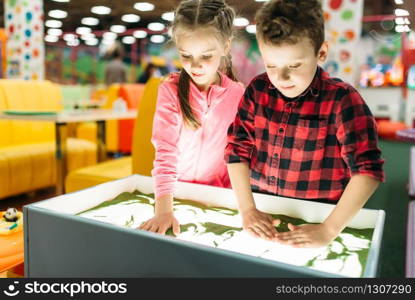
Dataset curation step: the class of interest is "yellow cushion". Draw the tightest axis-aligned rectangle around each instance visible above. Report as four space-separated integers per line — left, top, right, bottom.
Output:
104 84 121 152
132 77 160 175
65 157 132 193
0 138 97 199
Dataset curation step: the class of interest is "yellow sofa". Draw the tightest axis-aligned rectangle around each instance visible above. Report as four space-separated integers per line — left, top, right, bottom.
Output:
65 77 161 193
0 80 97 199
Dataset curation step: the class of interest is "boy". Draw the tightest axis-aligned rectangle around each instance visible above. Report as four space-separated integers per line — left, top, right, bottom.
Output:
225 0 384 248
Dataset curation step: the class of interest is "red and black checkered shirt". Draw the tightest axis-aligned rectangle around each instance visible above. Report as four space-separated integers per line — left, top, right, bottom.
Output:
225 66 385 202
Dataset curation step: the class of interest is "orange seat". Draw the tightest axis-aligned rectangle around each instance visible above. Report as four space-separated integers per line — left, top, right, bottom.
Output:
118 84 145 153
377 120 408 140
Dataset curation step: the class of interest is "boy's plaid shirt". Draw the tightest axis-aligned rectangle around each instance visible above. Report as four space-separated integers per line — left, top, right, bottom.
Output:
225 67 384 202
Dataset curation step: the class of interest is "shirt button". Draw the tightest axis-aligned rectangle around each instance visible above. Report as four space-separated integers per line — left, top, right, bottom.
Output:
279 127 284 133
274 153 279 158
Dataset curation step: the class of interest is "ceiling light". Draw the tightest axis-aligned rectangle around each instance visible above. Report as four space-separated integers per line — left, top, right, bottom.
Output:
395 25 411 32
110 25 126 34
45 20 63 28
102 39 116 46
48 9 68 19
67 39 80 47
103 32 118 40
394 0 404 4
150 35 166 43
233 17 249 27
80 33 96 41
63 33 76 41
122 36 136 44
162 12 174 22
85 39 99 46
133 30 147 39
134 2 155 12
47 28 63 36
122 14 140 23
395 9 410 17
148 22 165 31
81 17 99 26
91 6 111 15
52 0 70 2
45 35 59 43
395 17 411 25
246 25 256 34
76 27 92 35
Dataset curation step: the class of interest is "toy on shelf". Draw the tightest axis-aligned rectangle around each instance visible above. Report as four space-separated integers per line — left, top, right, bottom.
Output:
0 208 23 235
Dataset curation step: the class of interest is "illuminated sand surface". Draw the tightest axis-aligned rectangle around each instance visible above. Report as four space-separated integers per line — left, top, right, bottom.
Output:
77 191 373 277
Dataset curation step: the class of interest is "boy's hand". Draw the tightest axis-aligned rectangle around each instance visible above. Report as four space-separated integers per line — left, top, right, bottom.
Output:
273 223 339 248
241 208 280 240
138 212 181 236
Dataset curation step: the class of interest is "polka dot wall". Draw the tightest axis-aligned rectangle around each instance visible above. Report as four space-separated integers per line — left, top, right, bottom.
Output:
323 0 364 85
5 0 44 80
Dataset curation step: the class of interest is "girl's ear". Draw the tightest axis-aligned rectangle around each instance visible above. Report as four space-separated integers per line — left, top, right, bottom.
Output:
318 41 329 63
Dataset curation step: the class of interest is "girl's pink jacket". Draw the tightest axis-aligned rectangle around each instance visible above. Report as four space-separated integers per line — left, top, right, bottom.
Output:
151 72 245 199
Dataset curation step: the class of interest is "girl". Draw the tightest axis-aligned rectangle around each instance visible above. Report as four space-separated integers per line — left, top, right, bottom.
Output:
138 0 244 235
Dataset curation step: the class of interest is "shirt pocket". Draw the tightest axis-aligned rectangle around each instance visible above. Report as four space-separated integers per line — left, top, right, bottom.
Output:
293 118 328 155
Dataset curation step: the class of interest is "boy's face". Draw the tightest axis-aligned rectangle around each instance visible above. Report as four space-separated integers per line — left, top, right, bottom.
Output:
175 27 229 90
258 37 328 98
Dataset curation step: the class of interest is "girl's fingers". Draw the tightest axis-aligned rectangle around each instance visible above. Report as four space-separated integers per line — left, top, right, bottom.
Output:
149 224 159 232
172 221 181 236
246 227 259 238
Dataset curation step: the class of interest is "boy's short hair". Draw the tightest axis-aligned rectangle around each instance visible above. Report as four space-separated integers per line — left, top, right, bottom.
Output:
255 0 324 54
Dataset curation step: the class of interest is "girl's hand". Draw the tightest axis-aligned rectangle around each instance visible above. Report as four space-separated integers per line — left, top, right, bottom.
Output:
273 223 339 248
138 212 181 236
241 208 280 240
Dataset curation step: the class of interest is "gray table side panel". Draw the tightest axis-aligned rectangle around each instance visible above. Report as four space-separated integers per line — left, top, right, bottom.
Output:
24 206 340 278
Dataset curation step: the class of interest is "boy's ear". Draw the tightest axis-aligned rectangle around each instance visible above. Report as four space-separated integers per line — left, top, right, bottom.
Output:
318 41 329 63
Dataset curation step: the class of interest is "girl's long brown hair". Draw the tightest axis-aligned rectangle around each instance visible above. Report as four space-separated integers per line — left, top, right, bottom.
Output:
172 0 237 129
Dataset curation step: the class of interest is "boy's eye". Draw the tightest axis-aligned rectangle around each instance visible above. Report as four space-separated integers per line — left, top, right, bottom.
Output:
181 55 191 59
289 64 301 69
201 55 212 60
266 65 276 69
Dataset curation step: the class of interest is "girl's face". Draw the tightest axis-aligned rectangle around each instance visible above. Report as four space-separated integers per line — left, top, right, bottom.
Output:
175 27 229 91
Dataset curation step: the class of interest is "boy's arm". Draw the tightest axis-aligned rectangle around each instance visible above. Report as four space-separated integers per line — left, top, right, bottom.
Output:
323 174 379 236
227 162 256 212
275 174 380 247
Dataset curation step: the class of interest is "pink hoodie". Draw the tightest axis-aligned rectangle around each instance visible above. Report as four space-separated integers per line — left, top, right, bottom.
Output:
151 72 245 199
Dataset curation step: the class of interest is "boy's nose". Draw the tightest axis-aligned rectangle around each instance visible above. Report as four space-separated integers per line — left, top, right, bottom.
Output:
278 68 290 81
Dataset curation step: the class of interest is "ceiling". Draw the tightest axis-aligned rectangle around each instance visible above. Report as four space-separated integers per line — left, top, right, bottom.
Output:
0 0 412 38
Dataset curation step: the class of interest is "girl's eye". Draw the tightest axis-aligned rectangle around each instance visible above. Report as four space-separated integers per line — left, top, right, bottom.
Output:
266 65 276 69
181 55 191 59
289 64 301 69
201 56 212 60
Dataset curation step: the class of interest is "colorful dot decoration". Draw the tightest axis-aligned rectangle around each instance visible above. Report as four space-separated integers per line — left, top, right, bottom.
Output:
341 10 353 20
324 0 363 84
5 0 44 80
329 0 343 10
